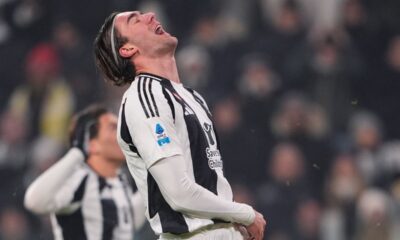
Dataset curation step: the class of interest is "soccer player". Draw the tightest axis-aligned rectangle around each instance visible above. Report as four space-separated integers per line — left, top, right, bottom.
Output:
24 105 146 240
94 11 266 240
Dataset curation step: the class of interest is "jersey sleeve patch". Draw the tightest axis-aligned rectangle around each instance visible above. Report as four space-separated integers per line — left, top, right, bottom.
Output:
155 123 170 146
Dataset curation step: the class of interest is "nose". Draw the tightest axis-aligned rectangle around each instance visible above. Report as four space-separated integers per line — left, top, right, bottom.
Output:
143 12 155 23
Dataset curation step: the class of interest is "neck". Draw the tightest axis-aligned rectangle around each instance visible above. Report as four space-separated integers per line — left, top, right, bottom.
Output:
87 155 119 178
135 54 181 83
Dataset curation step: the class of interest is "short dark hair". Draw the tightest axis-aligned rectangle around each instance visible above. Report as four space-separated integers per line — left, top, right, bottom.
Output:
69 104 109 147
93 12 136 86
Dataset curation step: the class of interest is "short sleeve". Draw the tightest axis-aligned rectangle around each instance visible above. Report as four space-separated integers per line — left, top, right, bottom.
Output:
124 78 182 168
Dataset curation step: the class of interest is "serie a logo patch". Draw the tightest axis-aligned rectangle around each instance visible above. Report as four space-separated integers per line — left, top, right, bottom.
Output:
155 123 170 146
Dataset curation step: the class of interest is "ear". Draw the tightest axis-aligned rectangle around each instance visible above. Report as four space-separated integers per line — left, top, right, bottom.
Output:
88 139 100 155
119 43 138 58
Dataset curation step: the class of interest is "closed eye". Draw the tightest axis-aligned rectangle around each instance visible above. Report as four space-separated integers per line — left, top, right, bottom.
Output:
127 11 140 24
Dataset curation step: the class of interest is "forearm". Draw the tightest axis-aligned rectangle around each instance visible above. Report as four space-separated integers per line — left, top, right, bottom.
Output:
24 148 85 214
148 155 255 226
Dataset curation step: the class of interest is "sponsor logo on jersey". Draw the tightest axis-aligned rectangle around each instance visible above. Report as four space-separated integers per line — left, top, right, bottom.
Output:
206 147 223 169
155 123 170 146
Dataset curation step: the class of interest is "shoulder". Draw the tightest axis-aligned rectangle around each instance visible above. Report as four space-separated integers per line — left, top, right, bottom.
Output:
74 164 92 180
125 75 165 101
124 75 170 119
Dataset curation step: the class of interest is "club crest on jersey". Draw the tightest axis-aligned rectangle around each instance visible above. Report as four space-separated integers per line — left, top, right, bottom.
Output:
155 123 170 146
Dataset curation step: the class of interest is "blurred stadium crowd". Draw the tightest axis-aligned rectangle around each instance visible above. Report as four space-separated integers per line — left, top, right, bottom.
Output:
1 0 400 239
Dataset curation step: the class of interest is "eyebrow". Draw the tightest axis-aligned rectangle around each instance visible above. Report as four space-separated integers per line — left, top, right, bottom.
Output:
127 11 140 24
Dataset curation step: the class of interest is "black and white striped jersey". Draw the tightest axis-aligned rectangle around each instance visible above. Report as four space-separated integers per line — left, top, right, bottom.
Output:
117 73 234 235
50 165 141 240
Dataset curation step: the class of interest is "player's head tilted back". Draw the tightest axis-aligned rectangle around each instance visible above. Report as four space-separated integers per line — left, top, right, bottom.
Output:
69 104 125 165
94 11 177 86
94 12 135 86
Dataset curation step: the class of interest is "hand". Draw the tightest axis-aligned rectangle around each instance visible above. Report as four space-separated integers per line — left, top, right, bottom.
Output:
234 223 250 239
69 117 95 159
245 210 266 240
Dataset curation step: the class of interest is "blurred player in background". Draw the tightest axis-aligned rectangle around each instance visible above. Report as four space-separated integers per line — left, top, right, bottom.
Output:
24 104 146 240
94 11 266 240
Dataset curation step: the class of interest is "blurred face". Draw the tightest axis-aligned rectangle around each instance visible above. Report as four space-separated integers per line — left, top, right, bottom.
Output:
282 98 307 131
241 62 275 98
296 200 321 236
344 0 365 26
329 155 361 201
0 112 26 144
387 36 400 70
276 7 300 33
93 113 125 164
114 11 177 57
0 208 28 239
53 21 79 49
26 58 56 86
333 156 358 178
355 126 380 149
270 143 304 182
214 99 241 133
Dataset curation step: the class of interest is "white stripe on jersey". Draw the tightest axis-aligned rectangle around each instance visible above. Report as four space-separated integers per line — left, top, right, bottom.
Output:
82 173 102 240
118 73 234 235
50 165 136 240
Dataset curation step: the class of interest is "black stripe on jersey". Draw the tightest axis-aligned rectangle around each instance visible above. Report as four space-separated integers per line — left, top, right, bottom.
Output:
56 175 89 240
160 80 218 195
137 76 160 118
98 176 108 192
212 219 230 224
147 173 189 234
162 88 175 122
185 88 223 162
149 79 159 117
120 99 140 156
101 199 118 240
185 88 212 119
138 74 221 230
184 114 218 195
72 175 89 202
56 209 87 240
119 175 135 228
137 77 150 118
143 77 156 117
138 73 163 82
